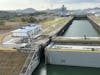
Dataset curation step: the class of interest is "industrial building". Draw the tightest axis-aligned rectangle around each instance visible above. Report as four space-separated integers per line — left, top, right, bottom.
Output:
0 23 42 75
60 5 68 17
2 24 41 48
11 24 41 37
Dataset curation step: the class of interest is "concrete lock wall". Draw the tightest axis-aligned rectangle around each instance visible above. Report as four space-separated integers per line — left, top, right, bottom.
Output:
46 51 100 68
19 51 40 75
87 16 100 33
55 16 100 37
56 18 74 36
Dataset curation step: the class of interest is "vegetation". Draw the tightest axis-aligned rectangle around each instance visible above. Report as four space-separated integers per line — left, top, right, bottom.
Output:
21 17 27 22
41 19 58 29
0 11 17 20
0 11 47 23
42 18 65 34
0 10 56 30
43 17 73 35
21 16 38 23
29 11 47 16
0 20 5 25
28 16 38 23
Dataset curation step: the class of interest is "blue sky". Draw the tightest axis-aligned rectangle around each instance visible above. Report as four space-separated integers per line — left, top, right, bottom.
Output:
0 0 100 10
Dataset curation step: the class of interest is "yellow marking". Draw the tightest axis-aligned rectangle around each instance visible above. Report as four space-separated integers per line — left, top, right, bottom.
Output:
53 37 100 43
47 48 100 53
0 47 16 52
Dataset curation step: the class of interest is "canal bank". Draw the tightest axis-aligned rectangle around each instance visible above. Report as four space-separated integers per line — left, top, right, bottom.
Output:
57 17 100 37
87 16 100 33
55 17 74 36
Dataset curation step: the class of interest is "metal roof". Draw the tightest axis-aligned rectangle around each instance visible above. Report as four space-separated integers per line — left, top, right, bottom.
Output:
12 24 39 33
12 29 30 33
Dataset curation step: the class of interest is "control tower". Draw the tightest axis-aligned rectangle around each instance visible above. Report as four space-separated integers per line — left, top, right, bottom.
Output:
61 5 67 17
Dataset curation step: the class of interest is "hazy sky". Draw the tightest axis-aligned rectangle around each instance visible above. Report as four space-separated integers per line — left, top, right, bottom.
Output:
0 0 100 10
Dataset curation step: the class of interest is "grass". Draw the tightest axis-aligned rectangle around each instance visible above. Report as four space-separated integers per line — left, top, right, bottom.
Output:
42 18 66 34
43 17 73 35
0 16 30 30
41 18 61 29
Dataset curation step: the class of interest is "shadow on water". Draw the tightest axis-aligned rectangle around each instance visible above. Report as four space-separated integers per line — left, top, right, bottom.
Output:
47 64 100 75
32 50 46 75
32 59 46 75
32 59 100 75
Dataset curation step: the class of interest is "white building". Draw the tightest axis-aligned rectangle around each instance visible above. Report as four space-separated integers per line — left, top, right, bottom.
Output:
95 13 100 17
11 24 41 37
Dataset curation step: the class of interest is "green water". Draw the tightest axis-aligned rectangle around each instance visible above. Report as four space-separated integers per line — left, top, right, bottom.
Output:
47 64 100 75
33 63 46 75
63 20 100 37
33 62 100 75
32 59 46 75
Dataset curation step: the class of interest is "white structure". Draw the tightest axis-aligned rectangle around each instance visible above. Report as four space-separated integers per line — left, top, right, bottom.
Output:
12 24 41 37
46 43 100 68
95 13 100 17
2 37 21 48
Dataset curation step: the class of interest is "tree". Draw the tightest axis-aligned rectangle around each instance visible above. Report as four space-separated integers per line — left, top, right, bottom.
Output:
21 17 27 22
28 17 37 23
